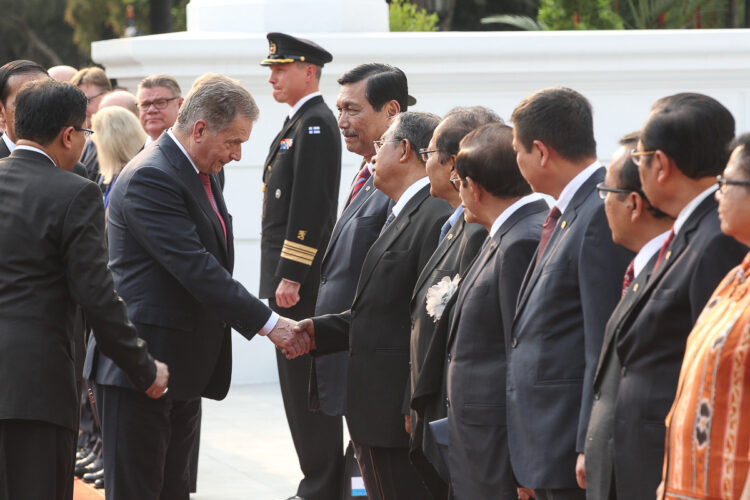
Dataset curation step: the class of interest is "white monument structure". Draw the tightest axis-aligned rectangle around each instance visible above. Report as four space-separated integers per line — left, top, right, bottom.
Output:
92 1 750 384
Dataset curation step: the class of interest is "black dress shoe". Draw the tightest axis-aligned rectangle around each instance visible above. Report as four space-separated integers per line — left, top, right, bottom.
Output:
75 452 98 477
94 478 104 489
83 468 104 483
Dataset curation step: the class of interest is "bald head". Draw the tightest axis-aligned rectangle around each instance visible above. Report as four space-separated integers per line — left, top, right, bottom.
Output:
99 90 138 116
48 65 78 82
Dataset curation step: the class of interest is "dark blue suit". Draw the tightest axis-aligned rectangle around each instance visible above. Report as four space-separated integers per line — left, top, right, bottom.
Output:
506 168 633 492
85 133 272 499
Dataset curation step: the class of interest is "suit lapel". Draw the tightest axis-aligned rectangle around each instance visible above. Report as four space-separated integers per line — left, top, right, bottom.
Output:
160 135 229 263
0 134 10 158
323 175 378 263
263 96 323 175
412 215 464 300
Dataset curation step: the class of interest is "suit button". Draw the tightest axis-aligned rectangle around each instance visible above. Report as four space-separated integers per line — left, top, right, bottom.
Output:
447 352 452 362
445 398 451 408
621 366 627 377
594 392 600 400
320 276 327 284
511 337 518 348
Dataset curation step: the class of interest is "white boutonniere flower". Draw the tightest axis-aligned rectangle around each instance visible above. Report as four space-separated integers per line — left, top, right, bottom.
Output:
425 274 461 323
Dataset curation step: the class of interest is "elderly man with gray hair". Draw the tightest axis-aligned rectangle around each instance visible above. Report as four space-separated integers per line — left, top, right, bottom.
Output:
85 74 310 500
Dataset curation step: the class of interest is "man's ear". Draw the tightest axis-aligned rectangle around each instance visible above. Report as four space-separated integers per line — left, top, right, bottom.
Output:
0 103 7 131
533 140 549 168
193 120 208 142
385 99 400 118
466 176 481 204
653 150 673 185
399 139 411 163
630 192 644 222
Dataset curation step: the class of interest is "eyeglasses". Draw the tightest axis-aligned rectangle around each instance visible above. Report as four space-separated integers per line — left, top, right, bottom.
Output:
373 138 402 154
418 148 440 162
137 96 179 111
716 175 750 193
449 175 462 191
74 126 95 138
596 182 632 200
630 148 656 167
85 91 107 104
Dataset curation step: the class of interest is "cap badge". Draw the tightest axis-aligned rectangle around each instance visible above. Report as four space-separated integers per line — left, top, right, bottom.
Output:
269 41 277 54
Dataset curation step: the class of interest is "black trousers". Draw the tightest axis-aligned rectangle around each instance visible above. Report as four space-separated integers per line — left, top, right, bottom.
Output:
351 441 432 500
0 419 75 500
271 297 344 500
96 384 200 500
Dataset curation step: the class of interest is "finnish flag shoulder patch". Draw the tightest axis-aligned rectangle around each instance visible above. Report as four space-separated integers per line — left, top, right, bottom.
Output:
308 126 321 135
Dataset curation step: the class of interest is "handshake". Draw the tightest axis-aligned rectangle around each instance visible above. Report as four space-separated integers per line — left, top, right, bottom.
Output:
268 317 317 359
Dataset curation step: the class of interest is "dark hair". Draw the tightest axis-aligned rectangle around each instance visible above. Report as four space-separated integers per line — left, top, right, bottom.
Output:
455 123 532 198
15 80 87 145
614 132 670 219
641 92 735 179
391 111 441 162
337 63 409 112
0 60 48 105
510 87 596 162
435 106 503 163
729 132 750 179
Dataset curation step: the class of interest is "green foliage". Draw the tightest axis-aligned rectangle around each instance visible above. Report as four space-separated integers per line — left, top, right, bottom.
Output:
481 14 547 29
538 0 625 29
622 0 732 29
390 0 440 31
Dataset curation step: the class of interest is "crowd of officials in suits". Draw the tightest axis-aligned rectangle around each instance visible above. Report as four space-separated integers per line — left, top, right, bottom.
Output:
1 30 750 500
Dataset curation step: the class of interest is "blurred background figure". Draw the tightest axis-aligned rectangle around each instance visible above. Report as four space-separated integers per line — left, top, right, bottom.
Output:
71 66 112 181
99 90 138 116
48 65 78 82
137 73 183 145
92 106 146 197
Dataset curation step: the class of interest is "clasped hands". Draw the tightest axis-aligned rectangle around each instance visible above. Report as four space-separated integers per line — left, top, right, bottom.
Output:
268 317 316 359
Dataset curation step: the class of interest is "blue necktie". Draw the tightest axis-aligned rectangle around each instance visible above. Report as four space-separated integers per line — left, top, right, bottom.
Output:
380 212 396 236
438 218 453 244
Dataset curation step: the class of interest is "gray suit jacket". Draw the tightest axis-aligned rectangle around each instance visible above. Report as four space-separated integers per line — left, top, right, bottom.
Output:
506 167 633 489
583 253 656 500
310 173 391 415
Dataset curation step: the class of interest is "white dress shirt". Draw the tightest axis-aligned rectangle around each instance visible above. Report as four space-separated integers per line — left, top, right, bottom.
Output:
555 161 602 214
490 193 548 238
634 230 671 278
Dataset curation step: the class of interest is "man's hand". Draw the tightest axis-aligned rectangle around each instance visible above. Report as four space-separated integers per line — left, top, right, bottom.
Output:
269 316 311 359
145 360 169 399
517 487 535 499
656 480 664 500
404 414 412 435
275 278 301 308
576 452 586 489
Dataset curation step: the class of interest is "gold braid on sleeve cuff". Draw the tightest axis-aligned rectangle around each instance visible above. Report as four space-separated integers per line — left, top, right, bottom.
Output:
280 240 318 266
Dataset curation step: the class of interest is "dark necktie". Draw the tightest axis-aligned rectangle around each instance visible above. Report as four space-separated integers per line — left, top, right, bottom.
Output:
380 212 395 236
535 205 562 267
621 260 635 297
653 228 675 273
439 217 453 244
348 167 371 205
199 173 227 246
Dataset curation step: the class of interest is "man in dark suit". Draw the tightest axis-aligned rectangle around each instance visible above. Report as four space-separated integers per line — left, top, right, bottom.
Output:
611 93 747 499
85 76 309 500
581 134 673 500
507 87 633 500
258 32 342 500
445 123 547 499
71 67 112 182
406 106 497 496
0 79 168 500
0 59 48 158
298 111 451 499
312 63 410 420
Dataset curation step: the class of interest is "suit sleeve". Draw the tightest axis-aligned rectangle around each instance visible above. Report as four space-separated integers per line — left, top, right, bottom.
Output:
276 115 341 283
576 205 633 452
62 182 156 391
312 310 351 355
121 166 272 338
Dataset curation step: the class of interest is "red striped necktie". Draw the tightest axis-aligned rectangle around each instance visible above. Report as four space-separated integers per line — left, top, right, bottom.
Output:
622 260 635 297
199 173 227 246
653 228 675 273
535 206 561 268
348 166 371 205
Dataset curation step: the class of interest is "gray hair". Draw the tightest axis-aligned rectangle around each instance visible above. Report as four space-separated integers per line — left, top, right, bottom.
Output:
175 75 259 134
391 111 441 161
138 74 181 97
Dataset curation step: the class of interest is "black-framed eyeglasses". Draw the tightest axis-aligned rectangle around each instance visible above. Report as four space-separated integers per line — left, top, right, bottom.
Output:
74 126 95 138
373 138 402 154
85 91 107 104
630 148 656 167
716 175 750 193
137 96 179 111
596 182 632 200
418 148 440 162
449 175 462 191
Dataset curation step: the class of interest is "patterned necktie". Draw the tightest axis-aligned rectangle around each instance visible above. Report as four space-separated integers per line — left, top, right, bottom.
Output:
622 260 635 297
380 212 396 236
199 173 227 246
535 205 562 267
653 228 675 273
348 167 371 205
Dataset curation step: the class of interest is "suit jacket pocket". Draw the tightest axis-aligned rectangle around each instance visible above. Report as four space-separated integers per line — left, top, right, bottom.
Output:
457 402 506 426
129 304 195 332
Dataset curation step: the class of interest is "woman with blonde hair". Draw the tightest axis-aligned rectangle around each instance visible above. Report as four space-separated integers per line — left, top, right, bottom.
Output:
91 106 146 206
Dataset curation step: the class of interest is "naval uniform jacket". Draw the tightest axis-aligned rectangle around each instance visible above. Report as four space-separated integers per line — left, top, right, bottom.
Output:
259 95 341 299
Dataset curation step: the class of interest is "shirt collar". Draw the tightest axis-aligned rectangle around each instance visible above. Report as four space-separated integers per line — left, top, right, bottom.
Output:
445 205 464 230
167 129 199 175
490 193 548 237
15 145 56 166
288 91 322 120
634 230 671 277
144 135 154 146
673 184 718 235
555 160 601 214
2 133 15 153
391 177 430 217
